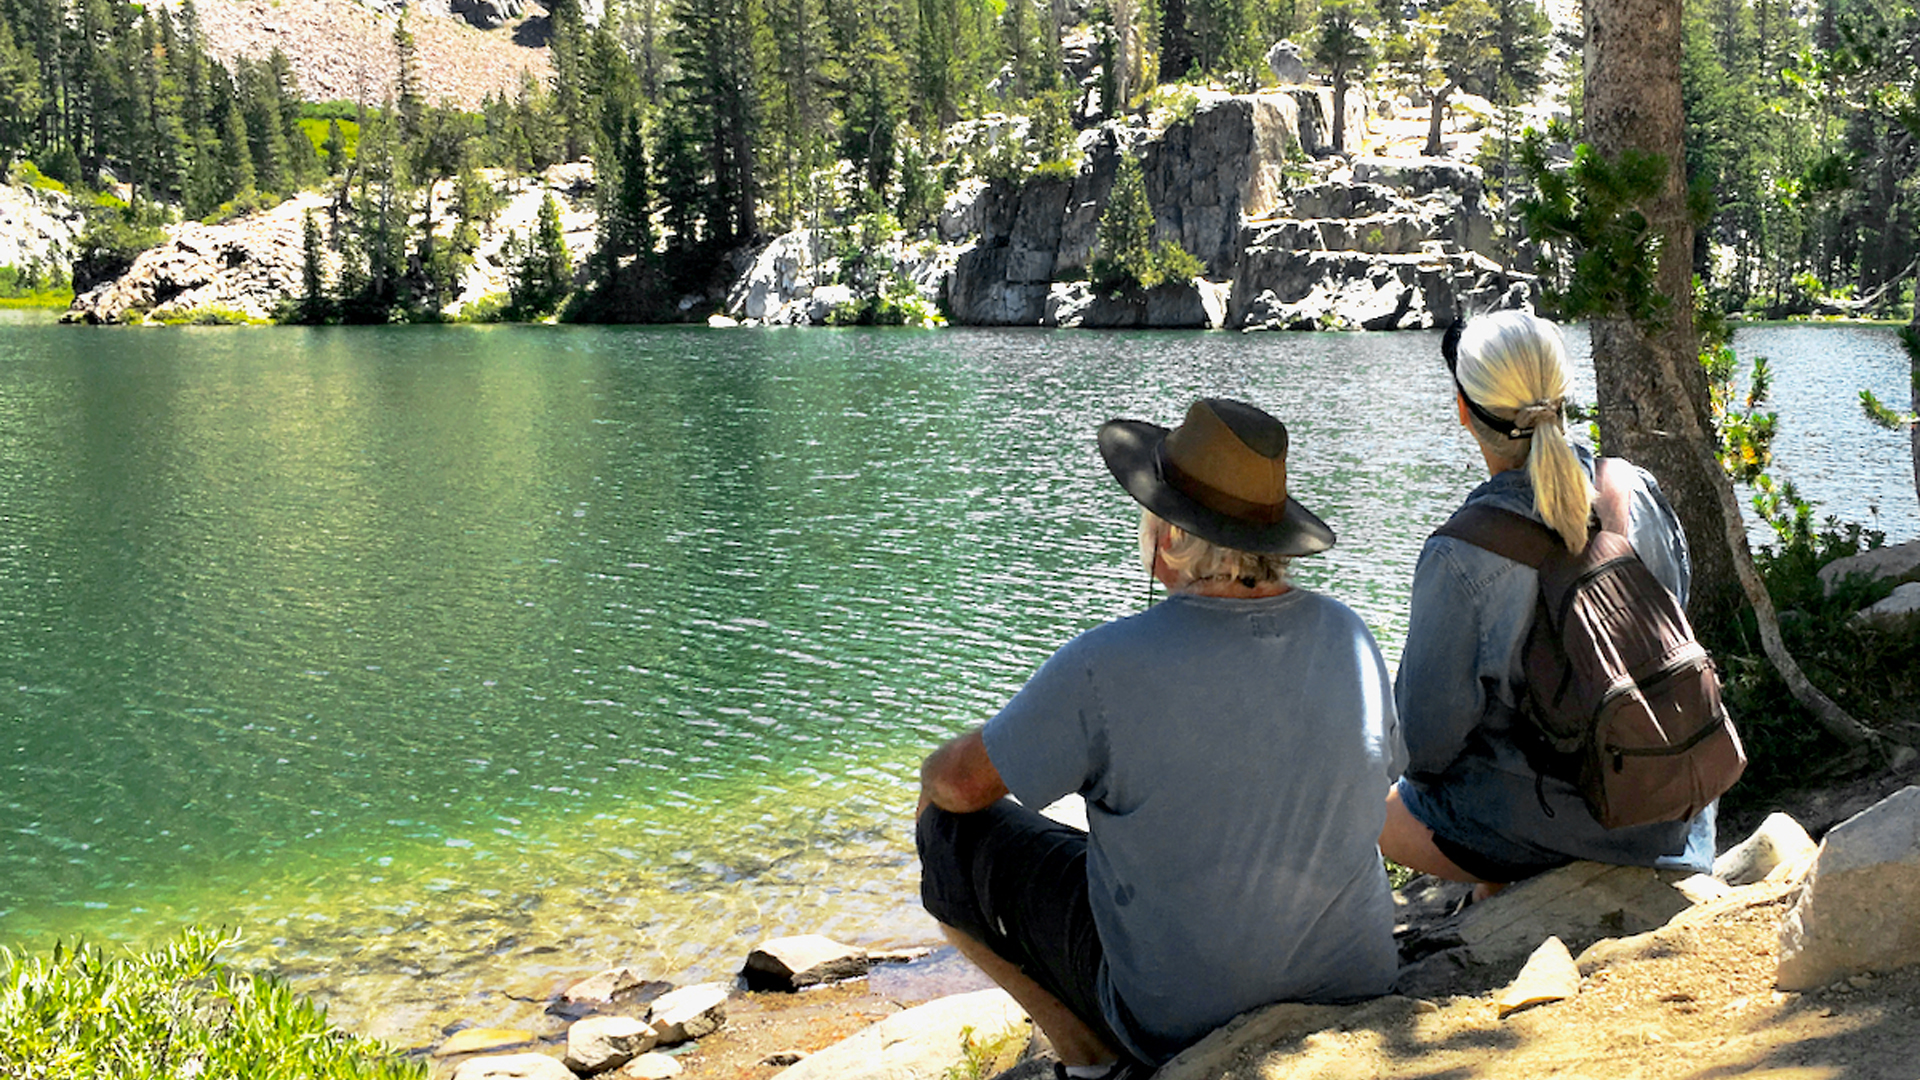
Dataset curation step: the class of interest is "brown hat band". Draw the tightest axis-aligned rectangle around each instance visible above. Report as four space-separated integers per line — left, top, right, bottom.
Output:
1159 449 1288 525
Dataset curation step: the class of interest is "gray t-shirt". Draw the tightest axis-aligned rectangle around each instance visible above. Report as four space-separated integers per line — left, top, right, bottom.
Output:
982 588 1405 1063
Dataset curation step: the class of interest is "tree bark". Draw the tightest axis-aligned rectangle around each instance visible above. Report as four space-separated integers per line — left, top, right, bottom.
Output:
1584 0 1878 748
1425 81 1455 158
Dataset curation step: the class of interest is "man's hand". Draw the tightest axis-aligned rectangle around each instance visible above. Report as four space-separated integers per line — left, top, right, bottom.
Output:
918 729 1008 817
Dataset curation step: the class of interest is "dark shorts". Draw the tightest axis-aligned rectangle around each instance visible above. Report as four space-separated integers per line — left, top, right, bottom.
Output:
916 799 1124 1053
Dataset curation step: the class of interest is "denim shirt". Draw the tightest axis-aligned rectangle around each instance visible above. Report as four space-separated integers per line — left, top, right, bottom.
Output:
1393 445 1715 873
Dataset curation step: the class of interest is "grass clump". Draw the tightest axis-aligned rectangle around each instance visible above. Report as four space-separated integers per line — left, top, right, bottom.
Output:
0 927 426 1080
943 1023 1028 1080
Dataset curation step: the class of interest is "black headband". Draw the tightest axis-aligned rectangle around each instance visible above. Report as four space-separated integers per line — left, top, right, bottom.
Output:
1442 320 1536 441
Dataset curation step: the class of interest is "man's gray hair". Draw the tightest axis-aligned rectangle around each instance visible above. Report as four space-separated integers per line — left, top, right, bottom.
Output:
1140 510 1292 587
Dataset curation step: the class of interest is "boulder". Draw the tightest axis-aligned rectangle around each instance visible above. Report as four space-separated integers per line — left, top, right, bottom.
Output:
611 1053 683 1079
1817 538 1920 595
451 0 525 28
648 983 730 1044
1850 581 1920 629
771 989 1031 1080
449 1053 576 1080
1494 936 1580 1017
1266 39 1311 85
1714 812 1818 886
1777 786 1920 990
742 935 872 991
436 1028 537 1057
564 1016 658 1075
562 966 652 1007
727 230 819 322
1046 279 1219 329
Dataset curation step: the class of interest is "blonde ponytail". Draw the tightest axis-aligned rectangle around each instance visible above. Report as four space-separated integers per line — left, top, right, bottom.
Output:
1454 311 1596 554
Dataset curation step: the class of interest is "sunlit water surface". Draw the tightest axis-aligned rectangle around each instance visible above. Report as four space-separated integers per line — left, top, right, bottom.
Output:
0 321 1908 1045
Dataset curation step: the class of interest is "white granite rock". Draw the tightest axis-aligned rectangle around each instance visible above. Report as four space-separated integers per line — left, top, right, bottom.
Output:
449 1053 576 1080
1777 786 1920 990
1817 538 1920 595
563 1016 659 1075
648 983 730 1044
771 989 1029 1080
1495 936 1581 1017
1715 812 1818 886
742 935 871 990
562 966 650 1006
612 1052 684 1079
1850 581 1920 629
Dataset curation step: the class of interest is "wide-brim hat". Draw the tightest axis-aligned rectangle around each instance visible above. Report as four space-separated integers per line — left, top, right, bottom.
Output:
1097 398 1335 556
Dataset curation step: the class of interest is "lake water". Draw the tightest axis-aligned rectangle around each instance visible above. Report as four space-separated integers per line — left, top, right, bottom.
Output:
0 319 1910 1046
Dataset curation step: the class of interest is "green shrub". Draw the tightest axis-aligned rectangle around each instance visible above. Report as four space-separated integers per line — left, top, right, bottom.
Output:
453 292 511 323
153 306 256 326
6 160 67 193
1714 516 1919 814
0 262 73 308
0 927 425 1080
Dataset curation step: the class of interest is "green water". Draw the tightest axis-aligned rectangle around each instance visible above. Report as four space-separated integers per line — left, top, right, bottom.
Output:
0 321 1909 1045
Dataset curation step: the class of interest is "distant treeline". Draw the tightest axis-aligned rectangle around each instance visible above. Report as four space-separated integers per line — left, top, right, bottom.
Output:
0 0 1913 322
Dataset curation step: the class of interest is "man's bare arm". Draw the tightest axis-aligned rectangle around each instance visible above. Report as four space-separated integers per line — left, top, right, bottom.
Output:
918 729 1008 816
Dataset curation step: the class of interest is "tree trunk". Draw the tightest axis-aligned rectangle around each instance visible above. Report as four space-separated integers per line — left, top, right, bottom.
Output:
1332 71 1348 154
1584 0 1878 748
1908 304 1919 511
1425 81 1454 157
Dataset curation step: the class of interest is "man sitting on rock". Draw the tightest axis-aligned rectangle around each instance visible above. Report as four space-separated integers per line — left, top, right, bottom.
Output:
916 399 1405 1078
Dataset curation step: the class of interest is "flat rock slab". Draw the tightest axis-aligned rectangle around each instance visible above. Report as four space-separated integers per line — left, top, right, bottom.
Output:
564 1015 658 1074
1157 996 1430 1080
1395 861 1694 998
436 1028 537 1057
450 1053 576 1080
1495 936 1580 1017
1778 785 1920 990
771 988 1030 1080
648 983 730 1044
743 934 872 990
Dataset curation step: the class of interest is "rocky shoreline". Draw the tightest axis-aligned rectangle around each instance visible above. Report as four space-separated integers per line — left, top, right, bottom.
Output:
420 775 1920 1080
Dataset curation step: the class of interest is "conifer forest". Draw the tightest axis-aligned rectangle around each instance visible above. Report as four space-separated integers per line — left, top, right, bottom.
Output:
0 0 1913 323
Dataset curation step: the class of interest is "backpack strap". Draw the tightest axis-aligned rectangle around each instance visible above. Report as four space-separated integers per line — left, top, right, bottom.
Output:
1433 457 1643 566
1432 503 1560 568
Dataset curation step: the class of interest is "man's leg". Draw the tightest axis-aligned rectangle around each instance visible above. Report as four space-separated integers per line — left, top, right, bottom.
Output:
1380 785 1485 884
918 800 1130 1070
937 922 1118 1067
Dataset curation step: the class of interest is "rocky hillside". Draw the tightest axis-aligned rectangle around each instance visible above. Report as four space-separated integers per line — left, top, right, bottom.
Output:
176 0 552 109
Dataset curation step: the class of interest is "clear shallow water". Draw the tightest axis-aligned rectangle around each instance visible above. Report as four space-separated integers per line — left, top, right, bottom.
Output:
0 321 1908 1045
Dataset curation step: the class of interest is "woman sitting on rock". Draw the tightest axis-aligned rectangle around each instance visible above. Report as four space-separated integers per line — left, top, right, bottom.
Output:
1379 309 1718 896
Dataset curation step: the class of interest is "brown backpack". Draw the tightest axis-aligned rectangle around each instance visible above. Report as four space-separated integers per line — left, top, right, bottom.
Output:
1432 460 1747 829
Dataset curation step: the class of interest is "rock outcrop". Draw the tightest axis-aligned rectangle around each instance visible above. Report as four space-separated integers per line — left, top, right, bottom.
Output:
64 164 596 324
0 181 83 277
1229 157 1527 331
